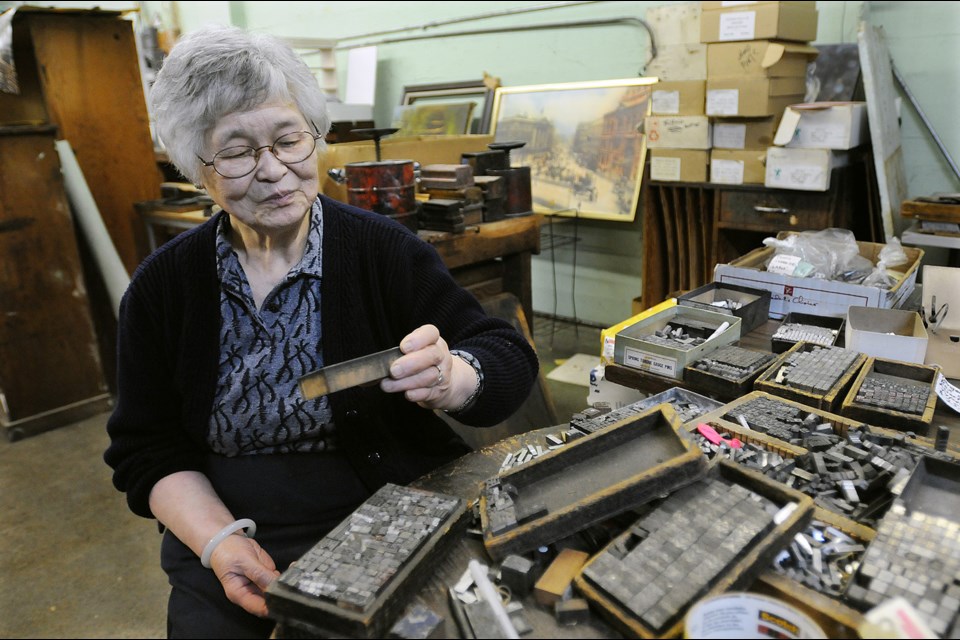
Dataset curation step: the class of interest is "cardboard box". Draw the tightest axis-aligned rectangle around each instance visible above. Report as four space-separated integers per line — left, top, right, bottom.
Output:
700 3 818 43
920 265 960 377
706 76 806 117
645 43 707 81
712 116 779 149
677 281 772 332
605 298 678 366
714 236 924 320
845 307 928 364
650 149 709 182
773 102 869 150
644 115 712 149
708 41 819 78
765 147 849 192
318 134 494 203
651 80 707 115
614 305 742 379
646 3 702 46
710 148 766 185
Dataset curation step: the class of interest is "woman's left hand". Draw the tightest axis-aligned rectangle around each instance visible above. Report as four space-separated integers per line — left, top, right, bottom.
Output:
380 324 477 411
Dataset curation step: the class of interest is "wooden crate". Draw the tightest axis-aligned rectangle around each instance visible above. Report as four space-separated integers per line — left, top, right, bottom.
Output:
754 507 876 639
574 460 814 639
479 404 709 561
840 357 939 436
754 341 866 413
683 347 779 402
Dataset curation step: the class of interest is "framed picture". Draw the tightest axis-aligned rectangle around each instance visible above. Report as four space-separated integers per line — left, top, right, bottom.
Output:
401 78 499 134
391 102 476 136
491 78 657 222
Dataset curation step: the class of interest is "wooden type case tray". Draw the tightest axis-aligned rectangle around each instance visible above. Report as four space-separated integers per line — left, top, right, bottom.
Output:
754 506 876 639
573 460 814 639
754 341 866 413
839 357 940 437
479 404 708 561
265 483 469 638
682 346 778 403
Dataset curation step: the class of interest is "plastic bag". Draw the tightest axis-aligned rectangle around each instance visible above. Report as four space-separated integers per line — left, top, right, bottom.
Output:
861 237 909 289
762 228 862 280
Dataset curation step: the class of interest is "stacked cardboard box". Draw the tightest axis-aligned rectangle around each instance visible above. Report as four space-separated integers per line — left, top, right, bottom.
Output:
700 1 819 185
645 3 709 183
766 102 869 191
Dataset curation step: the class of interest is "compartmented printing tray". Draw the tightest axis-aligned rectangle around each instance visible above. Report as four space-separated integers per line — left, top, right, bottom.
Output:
479 404 709 561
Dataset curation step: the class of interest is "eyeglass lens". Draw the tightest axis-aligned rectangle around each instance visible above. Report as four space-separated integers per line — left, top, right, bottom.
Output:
213 131 317 178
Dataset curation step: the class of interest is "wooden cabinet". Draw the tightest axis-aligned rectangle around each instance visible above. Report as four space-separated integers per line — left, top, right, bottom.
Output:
0 127 112 441
641 152 882 312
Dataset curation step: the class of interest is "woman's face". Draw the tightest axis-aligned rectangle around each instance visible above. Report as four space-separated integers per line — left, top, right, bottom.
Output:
200 102 320 234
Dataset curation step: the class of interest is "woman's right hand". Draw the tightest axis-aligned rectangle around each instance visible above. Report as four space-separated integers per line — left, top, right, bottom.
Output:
209 533 281 618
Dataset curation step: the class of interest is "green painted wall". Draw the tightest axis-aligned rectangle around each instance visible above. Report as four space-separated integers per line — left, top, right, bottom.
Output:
21 1 956 326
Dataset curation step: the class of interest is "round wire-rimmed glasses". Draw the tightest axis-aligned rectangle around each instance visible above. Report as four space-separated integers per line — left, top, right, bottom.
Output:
198 125 323 179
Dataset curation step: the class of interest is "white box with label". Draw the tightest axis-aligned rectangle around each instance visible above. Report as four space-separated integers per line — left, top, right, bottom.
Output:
845 306 928 364
613 306 741 380
765 147 849 192
773 102 869 150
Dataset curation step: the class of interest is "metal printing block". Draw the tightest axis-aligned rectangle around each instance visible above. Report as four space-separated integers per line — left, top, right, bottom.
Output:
484 481 520 534
772 518 867 598
770 345 860 395
772 323 838 347
691 345 775 380
387 603 445 640
581 477 778 633
846 508 960 636
499 554 536 596
854 374 931 415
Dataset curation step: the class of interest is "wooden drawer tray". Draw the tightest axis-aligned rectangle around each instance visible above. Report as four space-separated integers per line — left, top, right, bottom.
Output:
683 345 778 402
574 460 813 639
771 311 845 354
839 357 939 436
717 186 835 232
571 387 724 434
703 391 959 526
265 484 468 638
754 341 866 413
479 404 708 561
754 507 875 639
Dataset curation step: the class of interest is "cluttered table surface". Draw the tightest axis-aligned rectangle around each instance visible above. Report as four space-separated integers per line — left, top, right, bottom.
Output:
268 308 960 639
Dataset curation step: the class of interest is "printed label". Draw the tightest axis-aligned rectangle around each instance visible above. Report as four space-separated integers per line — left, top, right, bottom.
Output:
710 159 744 184
936 373 960 414
652 90 681 115
623 347 678 378
767 254 803 276
796 124 849 148
767 164 826 189
713 123 747 149
651 157 682 182
706 89 740 116
718 11 756 41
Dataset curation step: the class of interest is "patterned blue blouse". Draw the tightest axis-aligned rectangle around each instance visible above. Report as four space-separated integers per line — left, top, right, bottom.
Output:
209 199 335 456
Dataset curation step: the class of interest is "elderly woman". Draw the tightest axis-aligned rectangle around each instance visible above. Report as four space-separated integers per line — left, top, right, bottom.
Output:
104 25 537 638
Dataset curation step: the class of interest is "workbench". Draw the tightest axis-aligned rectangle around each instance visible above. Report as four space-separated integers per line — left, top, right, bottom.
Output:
136 203 541 333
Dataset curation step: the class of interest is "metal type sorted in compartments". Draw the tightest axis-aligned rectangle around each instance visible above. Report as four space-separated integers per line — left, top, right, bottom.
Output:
276 483 462 611
724 396 957 527
571 394 715 436
691 345 776 381
845 506 960 637
581 476 779 634
772 345 861 395
770 519 867 597
854 374 931 415
772 323 838 347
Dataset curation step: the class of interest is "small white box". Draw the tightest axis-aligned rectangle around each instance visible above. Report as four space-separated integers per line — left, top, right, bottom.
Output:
765 147 849 192
773 102 869 150
845 306 928 364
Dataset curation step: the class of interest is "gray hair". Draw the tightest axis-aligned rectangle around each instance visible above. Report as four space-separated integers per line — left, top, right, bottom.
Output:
150 25 330 185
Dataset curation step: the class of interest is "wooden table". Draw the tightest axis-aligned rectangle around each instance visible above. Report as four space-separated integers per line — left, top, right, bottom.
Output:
137 205 541 333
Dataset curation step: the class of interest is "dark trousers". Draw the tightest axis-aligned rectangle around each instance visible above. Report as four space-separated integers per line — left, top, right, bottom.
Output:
160 452 371 639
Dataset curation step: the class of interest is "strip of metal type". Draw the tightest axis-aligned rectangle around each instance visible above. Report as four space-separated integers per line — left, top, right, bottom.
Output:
298 346 403 400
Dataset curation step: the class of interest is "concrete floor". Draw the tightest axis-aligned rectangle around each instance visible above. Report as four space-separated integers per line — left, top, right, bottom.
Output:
0 315 601 638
